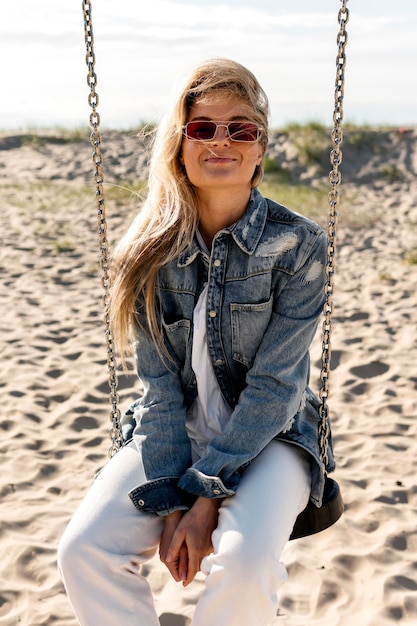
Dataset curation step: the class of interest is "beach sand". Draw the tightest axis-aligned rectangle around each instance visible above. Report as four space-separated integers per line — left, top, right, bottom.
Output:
1 127 417 625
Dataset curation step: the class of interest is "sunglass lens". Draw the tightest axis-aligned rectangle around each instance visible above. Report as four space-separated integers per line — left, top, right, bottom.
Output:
186 121 216 140
228 123 259 142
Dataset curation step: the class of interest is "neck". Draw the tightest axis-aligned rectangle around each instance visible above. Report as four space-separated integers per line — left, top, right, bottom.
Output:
196 187 252 248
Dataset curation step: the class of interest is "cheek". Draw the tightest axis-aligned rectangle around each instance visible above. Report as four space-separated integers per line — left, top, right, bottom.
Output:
179 143 186 165
181 142 195 169
180 145 203 185
255 144 264 165
242 143 264 166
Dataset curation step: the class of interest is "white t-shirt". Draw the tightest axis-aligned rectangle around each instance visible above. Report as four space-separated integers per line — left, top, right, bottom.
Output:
185 235 233 462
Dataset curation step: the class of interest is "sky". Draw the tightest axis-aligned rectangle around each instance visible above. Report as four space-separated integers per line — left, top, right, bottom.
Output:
1 1 416 130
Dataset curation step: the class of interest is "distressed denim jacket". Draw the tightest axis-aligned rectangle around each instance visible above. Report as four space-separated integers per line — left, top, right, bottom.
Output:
125 189 335 516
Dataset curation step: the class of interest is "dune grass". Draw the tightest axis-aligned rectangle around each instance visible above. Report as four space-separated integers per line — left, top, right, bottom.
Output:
259 179 329 226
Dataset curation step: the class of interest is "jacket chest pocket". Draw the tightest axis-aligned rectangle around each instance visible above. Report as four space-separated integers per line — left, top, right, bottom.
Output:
230 296 273 367
161 317 191 364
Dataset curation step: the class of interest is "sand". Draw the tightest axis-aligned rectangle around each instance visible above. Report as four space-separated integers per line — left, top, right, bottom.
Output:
1 127 417 626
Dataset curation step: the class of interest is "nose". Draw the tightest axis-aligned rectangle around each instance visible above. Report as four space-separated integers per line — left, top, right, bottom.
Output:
210 124 231 144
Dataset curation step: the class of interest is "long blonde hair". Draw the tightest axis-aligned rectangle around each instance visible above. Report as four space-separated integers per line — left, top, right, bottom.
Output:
110 58 270 363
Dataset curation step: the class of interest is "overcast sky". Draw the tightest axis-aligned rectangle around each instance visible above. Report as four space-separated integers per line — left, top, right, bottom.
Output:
1 1 416 129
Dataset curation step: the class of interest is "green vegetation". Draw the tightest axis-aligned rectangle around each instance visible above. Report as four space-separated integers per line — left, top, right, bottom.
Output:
404 248 417 265
19 128 90 148
262 157 292 184
259 179 329 226
54 239 77 254
380 164 404 184
261 122 330 225
103 180 147 206
280 121 326 133
343 128 390 156
378 271 396 283
276 122 329 169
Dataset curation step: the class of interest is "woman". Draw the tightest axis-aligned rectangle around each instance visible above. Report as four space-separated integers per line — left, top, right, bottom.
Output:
58 58 335 626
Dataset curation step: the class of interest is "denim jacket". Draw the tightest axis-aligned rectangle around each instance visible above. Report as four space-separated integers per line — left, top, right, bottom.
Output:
124 189 335 516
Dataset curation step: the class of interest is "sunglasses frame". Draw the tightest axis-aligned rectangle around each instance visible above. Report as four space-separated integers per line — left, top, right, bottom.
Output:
182 120 263 143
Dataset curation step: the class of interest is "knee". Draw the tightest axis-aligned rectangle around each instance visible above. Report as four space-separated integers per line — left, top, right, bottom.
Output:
57 519 92 583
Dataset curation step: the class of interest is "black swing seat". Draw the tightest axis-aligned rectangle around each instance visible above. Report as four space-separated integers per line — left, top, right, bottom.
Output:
290 476 343 541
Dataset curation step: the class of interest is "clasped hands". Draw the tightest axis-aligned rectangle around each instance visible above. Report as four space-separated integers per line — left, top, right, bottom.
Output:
159 496 222 587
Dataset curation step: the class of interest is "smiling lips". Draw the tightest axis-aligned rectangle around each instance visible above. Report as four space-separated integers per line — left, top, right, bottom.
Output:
205 153 236 163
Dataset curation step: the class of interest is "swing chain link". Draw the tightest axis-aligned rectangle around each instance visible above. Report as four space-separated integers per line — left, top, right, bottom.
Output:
318 0 349 468
82 1 123 457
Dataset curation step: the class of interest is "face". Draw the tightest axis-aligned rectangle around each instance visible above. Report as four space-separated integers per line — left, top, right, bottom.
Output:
180 93 264 197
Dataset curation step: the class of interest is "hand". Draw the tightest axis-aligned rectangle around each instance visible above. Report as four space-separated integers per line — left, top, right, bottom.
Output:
163 497 221 586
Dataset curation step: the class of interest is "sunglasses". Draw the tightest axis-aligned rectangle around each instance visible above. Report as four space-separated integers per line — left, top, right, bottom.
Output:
183 120 262 143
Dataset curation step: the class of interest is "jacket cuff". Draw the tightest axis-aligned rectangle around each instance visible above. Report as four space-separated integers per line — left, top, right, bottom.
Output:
129 477 196 516
178 468 237 498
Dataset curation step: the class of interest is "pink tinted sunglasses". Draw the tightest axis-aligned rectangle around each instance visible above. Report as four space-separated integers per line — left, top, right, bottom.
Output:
183 120 262 143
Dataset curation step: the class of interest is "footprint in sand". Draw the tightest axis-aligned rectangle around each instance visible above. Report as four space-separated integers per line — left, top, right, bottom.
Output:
350 361 390 379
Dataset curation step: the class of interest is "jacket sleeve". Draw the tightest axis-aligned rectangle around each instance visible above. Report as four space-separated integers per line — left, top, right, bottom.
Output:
127 303 194 516
178 228 327 498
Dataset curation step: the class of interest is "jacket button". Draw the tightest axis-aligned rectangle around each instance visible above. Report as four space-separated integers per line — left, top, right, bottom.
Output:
213 489 221 495
209 310 217 318
214 259 221 267
138 499 145 506
215 359 223 366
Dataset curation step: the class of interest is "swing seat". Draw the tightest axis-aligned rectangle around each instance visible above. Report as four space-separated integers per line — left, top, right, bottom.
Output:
290 476 343 541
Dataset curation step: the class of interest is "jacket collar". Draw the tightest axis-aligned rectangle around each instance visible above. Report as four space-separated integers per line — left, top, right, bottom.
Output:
177 189 268 267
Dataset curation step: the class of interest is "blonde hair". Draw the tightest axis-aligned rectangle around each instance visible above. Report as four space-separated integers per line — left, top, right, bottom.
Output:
110 58 270 363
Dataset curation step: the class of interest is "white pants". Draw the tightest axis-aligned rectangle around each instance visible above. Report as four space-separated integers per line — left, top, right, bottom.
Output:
58 440 310 626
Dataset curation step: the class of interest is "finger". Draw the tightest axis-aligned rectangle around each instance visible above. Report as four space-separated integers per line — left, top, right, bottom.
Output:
166 528 185 565
159 536 173 564
159 539 168 564
178 544 188 583
164 553 181 582
165 531 186 583
183 550 200 587
159 511 183 563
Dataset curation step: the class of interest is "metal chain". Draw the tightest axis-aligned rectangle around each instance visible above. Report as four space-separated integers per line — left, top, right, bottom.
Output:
82 1 123 457
318 0 349 467
82 0 348 463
